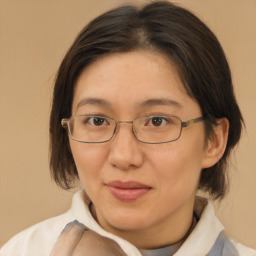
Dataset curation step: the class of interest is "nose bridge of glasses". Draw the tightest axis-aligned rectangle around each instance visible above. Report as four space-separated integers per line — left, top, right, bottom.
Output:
113 120 136 139
116 120 134 126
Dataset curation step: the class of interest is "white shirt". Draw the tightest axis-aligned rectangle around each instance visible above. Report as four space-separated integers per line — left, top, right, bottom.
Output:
1 191 255 256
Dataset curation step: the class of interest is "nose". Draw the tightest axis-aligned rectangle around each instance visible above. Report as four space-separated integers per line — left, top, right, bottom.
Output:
107 123 144 171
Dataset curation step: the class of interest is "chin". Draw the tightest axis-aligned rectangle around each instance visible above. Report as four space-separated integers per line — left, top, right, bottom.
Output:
103 208 151 231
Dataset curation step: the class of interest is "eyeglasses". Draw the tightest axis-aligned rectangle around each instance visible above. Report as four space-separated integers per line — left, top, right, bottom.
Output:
61 115 205 144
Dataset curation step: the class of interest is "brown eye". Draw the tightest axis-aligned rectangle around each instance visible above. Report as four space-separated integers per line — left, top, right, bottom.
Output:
145 116 169 127
151 117 164 126
92 117 105 126
82 116 109 127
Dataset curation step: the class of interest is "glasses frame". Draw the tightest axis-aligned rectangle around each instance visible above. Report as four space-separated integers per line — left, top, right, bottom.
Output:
61 115 205 144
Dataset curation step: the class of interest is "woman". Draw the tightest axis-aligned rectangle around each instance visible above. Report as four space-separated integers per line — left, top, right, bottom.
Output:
1 1 255 255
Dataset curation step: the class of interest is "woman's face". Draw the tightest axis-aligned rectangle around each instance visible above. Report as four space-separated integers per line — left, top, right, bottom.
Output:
69 50 210 246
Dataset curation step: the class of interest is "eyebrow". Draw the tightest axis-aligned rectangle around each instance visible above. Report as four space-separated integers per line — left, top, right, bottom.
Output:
75 97 183 111
138 98 183 109
76 98 112 110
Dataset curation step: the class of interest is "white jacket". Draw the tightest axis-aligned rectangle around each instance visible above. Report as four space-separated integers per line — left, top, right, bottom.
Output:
1 190 255 256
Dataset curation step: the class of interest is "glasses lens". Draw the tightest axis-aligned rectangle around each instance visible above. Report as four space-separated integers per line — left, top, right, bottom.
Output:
133 115 182 143
69 115 115 142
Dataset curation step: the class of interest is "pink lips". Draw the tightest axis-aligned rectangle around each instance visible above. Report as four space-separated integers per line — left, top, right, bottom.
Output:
106 181 151 201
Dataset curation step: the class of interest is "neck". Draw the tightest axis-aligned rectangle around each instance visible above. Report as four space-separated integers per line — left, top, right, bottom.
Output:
90 200 196 249
118 211 194 249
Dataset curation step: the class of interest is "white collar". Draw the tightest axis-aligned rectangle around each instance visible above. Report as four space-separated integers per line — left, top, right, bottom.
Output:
175 196 224 256
67 191 224 256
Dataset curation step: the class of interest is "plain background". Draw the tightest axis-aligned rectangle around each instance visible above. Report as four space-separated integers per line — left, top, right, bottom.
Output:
0 0 255 249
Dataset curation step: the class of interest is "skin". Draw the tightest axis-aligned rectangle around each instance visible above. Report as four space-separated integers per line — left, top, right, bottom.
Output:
69 50 228 249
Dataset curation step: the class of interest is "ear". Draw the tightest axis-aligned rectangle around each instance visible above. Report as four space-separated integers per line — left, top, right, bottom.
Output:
201 118 229 169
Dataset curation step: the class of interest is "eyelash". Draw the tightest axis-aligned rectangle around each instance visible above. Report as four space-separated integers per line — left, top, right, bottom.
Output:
77 112 176 119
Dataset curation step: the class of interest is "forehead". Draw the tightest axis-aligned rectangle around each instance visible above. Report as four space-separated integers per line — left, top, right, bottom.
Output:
72 50 201 117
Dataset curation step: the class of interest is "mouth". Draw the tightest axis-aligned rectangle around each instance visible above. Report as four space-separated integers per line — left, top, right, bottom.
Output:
106 181 152 202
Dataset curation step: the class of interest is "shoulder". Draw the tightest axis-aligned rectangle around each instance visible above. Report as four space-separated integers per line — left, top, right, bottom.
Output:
0 191 89 256
230 240 256 256
177 197 256 256
0 212 73 256
209 231 256 256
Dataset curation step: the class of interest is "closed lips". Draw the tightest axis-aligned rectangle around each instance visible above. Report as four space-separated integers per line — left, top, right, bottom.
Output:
106 181 152 189
106 181 152 201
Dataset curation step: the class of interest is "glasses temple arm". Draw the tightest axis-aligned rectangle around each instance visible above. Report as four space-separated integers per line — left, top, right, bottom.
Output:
181 116 205 128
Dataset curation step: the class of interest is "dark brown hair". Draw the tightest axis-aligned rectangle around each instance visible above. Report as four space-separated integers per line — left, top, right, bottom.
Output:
50 1 243 199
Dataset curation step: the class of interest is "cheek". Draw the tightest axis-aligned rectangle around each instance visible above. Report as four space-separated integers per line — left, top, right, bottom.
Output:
149 137 204 196
69 142 107 191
